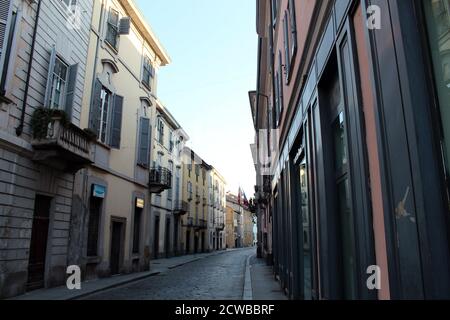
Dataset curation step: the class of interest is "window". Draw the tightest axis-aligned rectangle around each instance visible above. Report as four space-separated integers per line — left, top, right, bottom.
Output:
106 9 119 50
282 1 297 83
274 51 284 126
424 0 450 208
87 197 102 257
168 161 173 201
132 206 142 254
99 88 111 144
89 80 124 148
188 181 193 200
61 0 76 7
195 164 200 182
169 130 174 152
142 56 154 90
157 118 164 145
49 57 68 109
271 0 278 26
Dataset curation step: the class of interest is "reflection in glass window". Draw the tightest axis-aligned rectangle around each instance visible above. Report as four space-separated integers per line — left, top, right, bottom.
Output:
424 0 450 208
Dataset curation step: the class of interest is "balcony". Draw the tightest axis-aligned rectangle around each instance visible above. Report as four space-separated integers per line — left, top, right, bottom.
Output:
173 201 189 215
149 167 172 194
195 219 207 230
31 114 94 172
183 216 194 228
215 222 225 231
195 194 201 204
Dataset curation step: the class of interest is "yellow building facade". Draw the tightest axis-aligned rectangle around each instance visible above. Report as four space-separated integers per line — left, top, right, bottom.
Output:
180 148 211 254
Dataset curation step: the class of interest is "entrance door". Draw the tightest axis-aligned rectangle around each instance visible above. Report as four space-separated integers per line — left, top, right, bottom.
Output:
27 195 52 291
165 217 170 257
174 217 179 255
186 230 190 253
153 216 160 259
194 234 199 253
110 221 123 275
201 232 205 252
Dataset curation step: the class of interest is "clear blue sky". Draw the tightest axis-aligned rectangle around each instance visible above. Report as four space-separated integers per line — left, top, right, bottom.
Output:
136 0 257 198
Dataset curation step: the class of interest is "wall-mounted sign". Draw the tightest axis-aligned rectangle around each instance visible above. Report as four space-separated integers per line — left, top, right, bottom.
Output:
92 184 106 199
136 197 145 209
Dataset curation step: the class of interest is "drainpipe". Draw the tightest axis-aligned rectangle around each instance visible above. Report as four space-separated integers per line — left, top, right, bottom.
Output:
16 0 41 136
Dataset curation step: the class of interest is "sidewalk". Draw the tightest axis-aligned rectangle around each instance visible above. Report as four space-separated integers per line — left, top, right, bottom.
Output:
11 250 228 300
244 254 287 300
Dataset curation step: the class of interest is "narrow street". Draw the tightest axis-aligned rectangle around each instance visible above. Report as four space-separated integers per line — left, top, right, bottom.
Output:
83 248 256 300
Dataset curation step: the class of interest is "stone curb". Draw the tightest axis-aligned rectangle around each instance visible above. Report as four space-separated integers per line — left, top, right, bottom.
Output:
242 253 254 300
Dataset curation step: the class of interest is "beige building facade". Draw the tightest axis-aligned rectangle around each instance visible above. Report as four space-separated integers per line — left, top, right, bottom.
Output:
69 0 172 280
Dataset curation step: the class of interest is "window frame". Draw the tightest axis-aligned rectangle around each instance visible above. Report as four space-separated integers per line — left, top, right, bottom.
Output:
106 8 120 51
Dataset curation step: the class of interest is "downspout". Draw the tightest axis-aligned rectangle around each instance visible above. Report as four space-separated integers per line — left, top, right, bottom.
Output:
16 0 41 136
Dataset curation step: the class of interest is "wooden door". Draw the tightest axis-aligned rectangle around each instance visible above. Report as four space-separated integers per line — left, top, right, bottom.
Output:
27 195 52 291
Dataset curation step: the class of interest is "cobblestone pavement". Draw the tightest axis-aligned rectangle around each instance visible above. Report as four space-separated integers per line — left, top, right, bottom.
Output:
83 247 256 300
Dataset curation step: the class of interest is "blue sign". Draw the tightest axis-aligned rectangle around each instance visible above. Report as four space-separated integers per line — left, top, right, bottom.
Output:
92 184 106 198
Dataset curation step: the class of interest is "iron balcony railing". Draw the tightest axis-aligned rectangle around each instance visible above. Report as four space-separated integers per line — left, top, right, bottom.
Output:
194 218 207 230
195 194 201 204
149 167 172 194
184 216 194 228
173 201 189 215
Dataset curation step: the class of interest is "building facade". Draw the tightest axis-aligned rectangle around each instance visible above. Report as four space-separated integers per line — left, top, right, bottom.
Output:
0 0 94 298
69 0 171 280
180 148 211 254
209 167 226 251
250 0 450 300
150 100 188 259
225 193 255 249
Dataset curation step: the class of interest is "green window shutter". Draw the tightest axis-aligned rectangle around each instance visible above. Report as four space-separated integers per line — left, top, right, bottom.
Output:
289 0 297 56
138 117 151 166
0 0 11 62
278 51 284 117
64 63 78 119
89 79 102 137
44 47 57 108
109 94 123 149
283 12 290 80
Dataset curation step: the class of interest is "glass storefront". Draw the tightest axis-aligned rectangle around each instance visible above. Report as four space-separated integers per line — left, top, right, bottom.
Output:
424 0 450 208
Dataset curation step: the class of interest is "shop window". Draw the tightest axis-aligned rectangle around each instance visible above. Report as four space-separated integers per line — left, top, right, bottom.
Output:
424 0 450 208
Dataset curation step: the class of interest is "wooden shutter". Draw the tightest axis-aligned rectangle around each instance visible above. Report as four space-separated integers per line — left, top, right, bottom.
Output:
283 12 290 80
43 47 57 108
289 0 297 57
109 94 123 149
0 0 11 62
64 63 78 119
138 117 151 167
278 51 284 117
119 17 131 35
89 79 103 137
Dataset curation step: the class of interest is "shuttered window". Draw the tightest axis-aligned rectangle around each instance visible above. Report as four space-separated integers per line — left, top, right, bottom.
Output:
142 56 154 90
138 117 151 167
0 0 11 63
43 48 78 117
283 11 290 81
106 8 119 50
278 51 284 122
89 80 123 148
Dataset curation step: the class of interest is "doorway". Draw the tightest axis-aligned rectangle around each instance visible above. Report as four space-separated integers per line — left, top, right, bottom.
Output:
165 217 170 257
153 216 160 259
110 219 124 275
186 230 191 253
27 195 52 291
